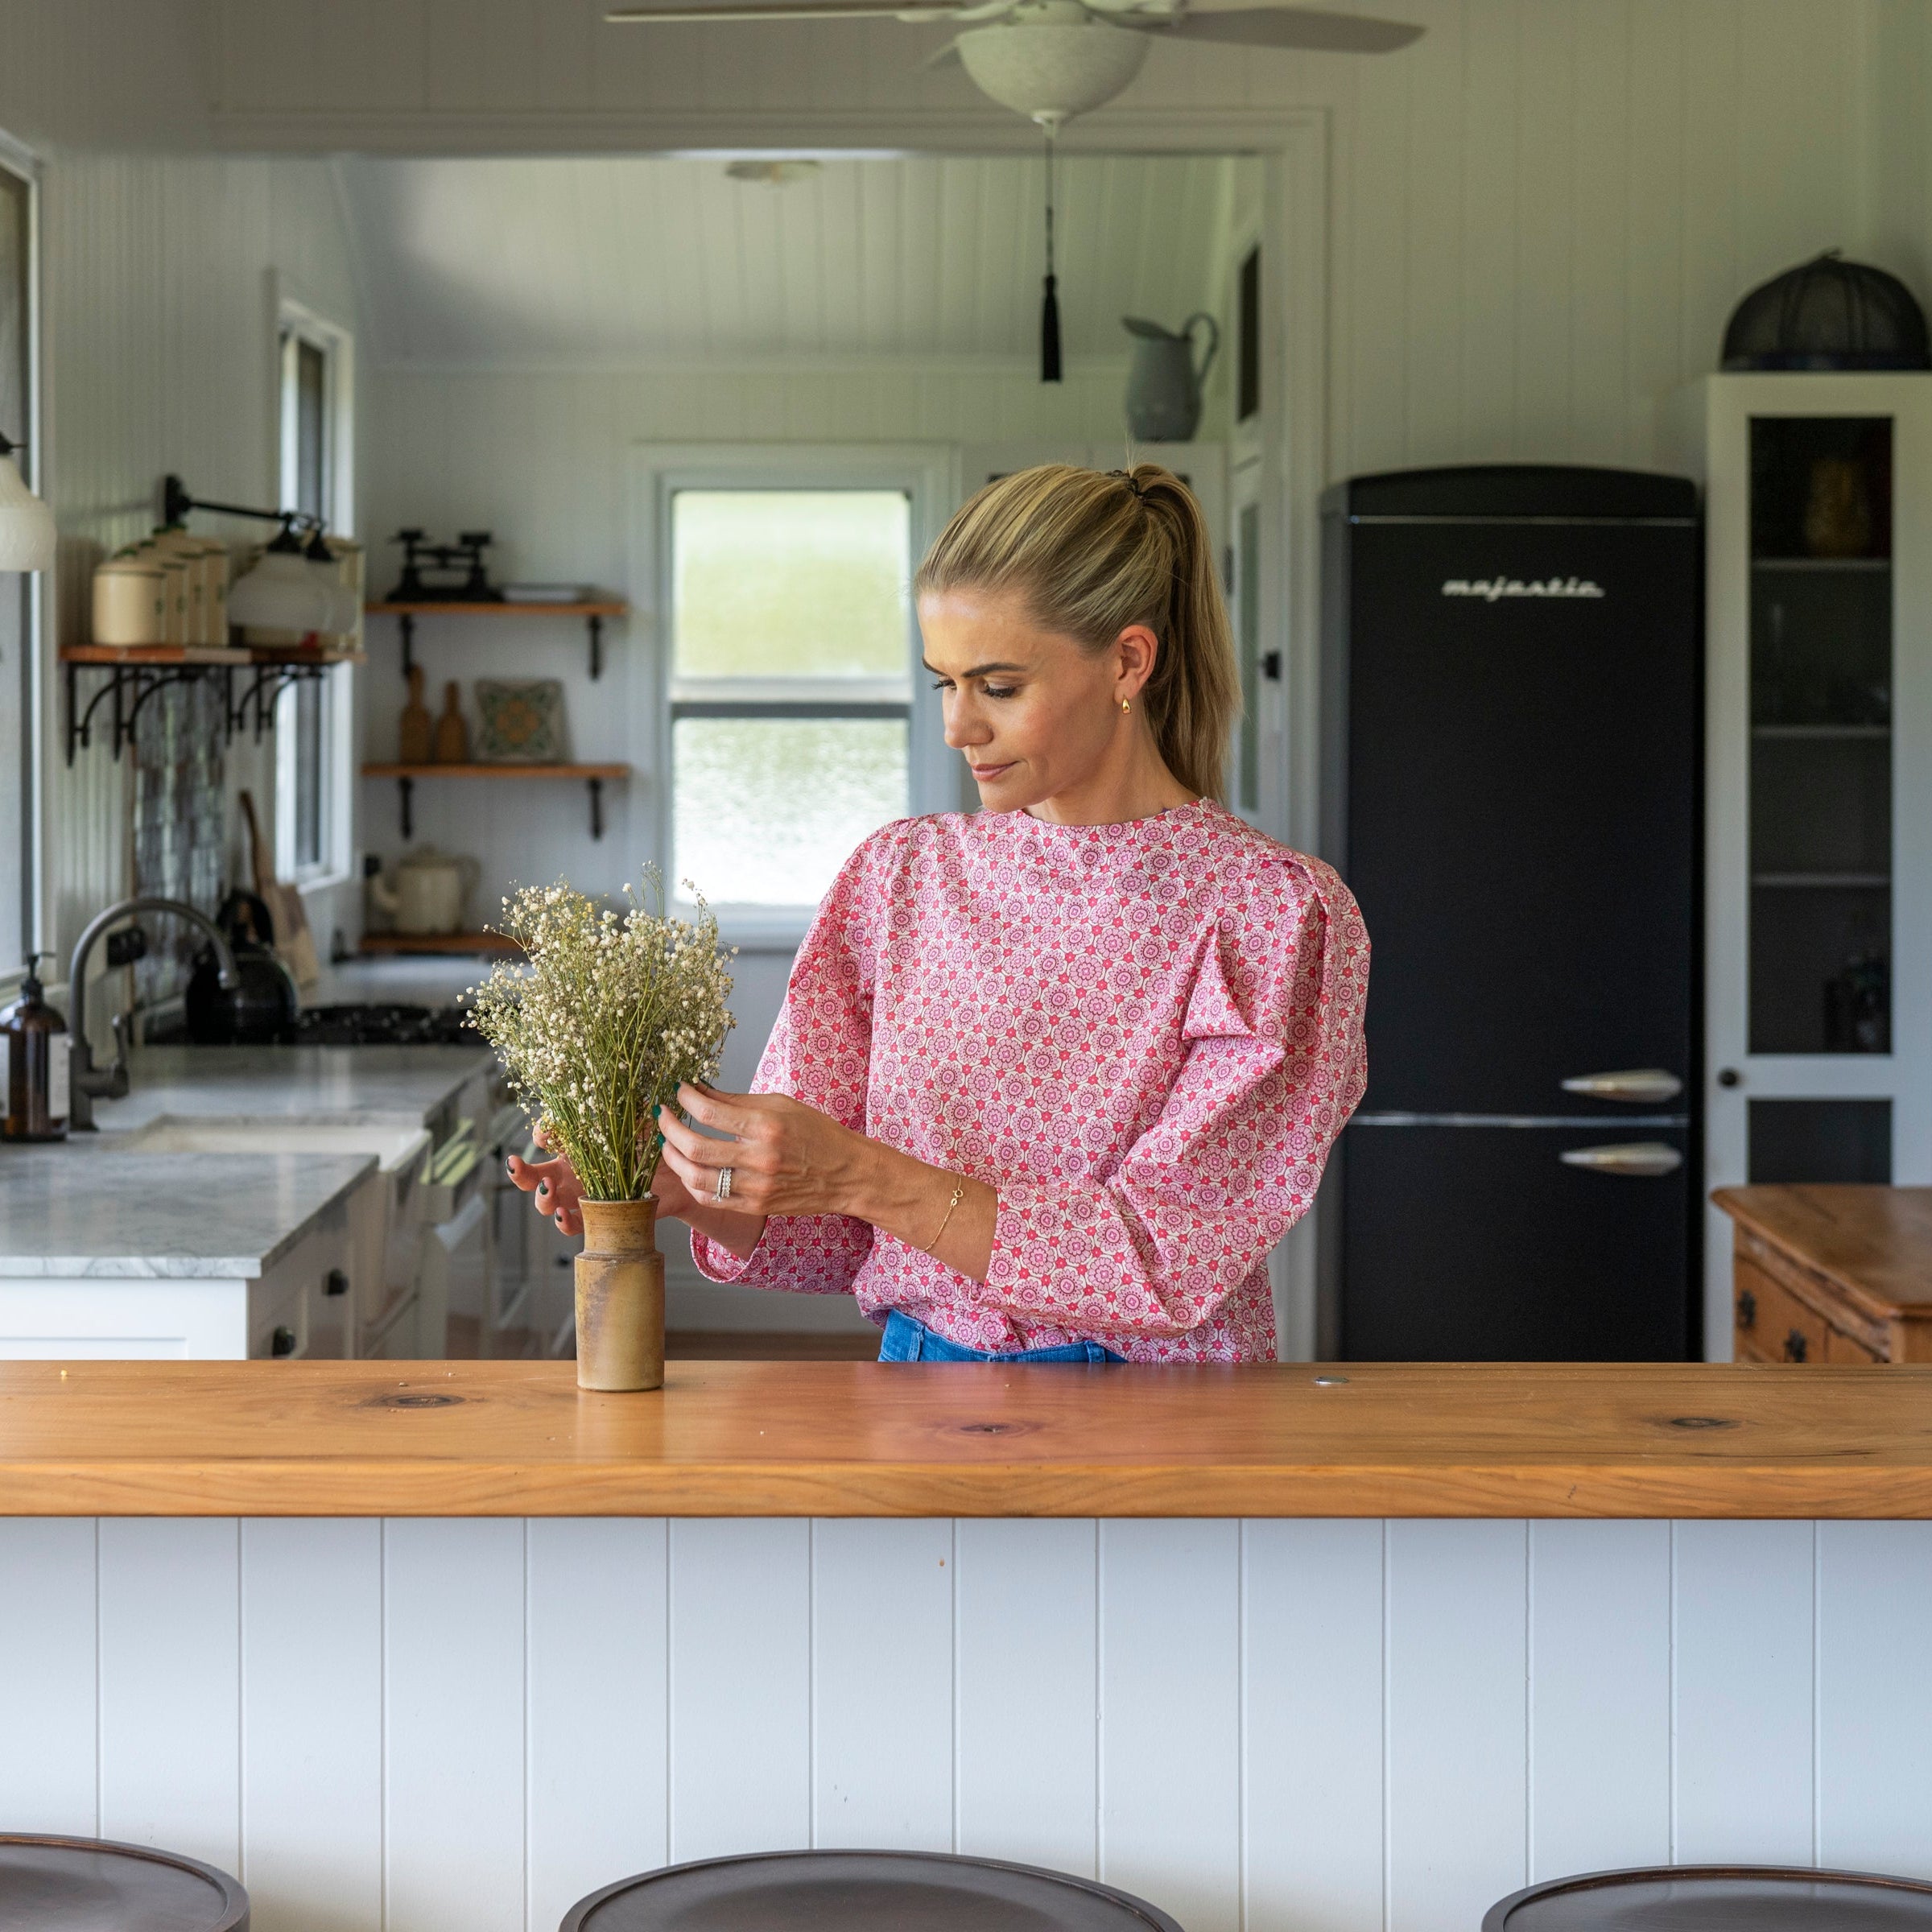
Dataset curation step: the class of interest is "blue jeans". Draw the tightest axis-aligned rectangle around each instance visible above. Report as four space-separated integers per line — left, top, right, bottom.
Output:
878 1310 1125 1363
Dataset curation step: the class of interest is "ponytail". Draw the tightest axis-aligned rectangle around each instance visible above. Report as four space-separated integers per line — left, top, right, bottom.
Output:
914 462 1240 802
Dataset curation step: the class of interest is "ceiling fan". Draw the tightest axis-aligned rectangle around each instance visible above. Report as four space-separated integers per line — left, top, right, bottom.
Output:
604 0 1422 123
606 0 1422 385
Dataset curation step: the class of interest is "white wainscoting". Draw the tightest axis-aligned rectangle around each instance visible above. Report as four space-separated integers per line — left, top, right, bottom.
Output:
3 1517 1931 1932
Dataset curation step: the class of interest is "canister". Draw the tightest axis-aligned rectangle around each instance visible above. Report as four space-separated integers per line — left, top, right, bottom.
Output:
90 551 167 646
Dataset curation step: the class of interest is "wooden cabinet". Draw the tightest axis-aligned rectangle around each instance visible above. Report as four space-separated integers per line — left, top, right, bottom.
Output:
1714 1183 1932 1363
1667 378 1932 1360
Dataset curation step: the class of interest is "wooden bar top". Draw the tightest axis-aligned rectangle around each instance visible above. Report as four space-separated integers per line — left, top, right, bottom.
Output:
2 1359 1931 1517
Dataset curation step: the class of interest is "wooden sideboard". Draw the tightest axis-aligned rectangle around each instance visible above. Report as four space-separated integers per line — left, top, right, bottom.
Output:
1711 1185 1932 1363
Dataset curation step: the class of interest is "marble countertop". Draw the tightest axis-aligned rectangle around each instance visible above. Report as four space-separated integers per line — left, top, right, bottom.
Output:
0 1147 377 1278
95 1044 496 1133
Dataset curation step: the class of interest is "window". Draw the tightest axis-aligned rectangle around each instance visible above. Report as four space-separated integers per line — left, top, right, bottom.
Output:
0 144 35 972
645 448 953 923
274 294 354 883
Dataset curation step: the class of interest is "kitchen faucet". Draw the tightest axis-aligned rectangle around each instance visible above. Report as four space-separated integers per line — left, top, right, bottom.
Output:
65 897 239 1130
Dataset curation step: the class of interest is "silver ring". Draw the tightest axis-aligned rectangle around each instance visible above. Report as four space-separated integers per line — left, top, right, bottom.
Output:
714 1166 734 1202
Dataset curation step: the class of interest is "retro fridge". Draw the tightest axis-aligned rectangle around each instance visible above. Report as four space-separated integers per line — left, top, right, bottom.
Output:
1319 465 1703 1360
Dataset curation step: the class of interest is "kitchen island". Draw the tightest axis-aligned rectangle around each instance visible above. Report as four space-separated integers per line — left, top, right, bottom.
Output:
2 1359 1929 1932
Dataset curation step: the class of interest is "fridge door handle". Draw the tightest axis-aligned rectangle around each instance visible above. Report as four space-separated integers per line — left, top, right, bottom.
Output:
1559 1068 1684 1103
1558 1141 1684 1178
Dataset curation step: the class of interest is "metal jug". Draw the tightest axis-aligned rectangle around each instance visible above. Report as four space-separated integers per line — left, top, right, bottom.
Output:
1121 312 1220 442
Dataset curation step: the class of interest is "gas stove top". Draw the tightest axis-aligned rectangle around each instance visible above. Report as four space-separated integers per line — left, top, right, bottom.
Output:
148 1002 481 1048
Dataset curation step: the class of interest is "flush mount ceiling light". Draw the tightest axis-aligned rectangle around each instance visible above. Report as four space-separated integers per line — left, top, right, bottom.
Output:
724 159 826 184
0 431 56 573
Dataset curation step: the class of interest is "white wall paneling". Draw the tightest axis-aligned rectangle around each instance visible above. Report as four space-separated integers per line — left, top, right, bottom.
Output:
13 1514 1932 1932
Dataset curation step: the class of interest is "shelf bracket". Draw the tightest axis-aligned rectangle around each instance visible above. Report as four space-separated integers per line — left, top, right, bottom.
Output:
399 611 415 680
588 613 604 681
398 774 415 841
588 775 605 840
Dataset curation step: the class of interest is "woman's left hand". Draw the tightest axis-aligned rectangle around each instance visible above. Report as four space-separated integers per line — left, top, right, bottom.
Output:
657 1082 873 1219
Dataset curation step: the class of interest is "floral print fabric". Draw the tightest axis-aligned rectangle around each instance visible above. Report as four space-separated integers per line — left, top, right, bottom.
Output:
691 799 1368 1361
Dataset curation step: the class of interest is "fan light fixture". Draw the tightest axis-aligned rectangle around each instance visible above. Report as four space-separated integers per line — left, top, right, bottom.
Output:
0 432 56 573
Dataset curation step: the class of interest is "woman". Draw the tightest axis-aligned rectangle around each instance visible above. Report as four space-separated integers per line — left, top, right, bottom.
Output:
510 462 1368 1362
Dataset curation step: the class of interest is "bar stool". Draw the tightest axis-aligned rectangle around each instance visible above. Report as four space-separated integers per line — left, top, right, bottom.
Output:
0 1835 248 1932
562 1849 1186 1930
1487 1865 1932 1932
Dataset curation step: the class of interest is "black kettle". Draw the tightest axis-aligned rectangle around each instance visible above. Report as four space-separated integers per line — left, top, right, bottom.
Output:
185 891 300 1044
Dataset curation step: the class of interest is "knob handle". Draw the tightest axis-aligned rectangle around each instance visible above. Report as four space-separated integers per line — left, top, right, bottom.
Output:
1784 1329 1808 1364
324 1268 349 1298
270 1325 298 1358
1717 1067 1741 1088
1736 1289 1757 1330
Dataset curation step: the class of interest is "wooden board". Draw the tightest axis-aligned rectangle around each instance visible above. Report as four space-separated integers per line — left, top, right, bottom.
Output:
361 762 630 780
2 1359 1932 1518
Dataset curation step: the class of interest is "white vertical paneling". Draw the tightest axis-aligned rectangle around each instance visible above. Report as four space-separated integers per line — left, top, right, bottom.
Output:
1099 1520 1240 1932
0 1518 97 1833
668 1517 811 1862
98 1517 241 1872
241 1519 383 1932
526 1518 671 1930
385 1517 526 1932
1528 1520 1670 1879
811 1517 953 1851
1818 1521 1932 1878
1672 1519 1814 1864
1244 1519 1384 1932
1385 1520 1528 1932
955 1517 1098 1875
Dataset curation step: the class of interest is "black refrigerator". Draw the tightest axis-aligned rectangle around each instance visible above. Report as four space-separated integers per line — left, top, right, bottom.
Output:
1319 465 1702 1360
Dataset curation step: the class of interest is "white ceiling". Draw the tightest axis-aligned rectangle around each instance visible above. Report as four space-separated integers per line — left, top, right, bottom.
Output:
335 153 1240 369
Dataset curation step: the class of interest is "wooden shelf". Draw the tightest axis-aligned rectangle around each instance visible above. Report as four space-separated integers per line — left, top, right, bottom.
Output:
361 762 628 839
362 762 628 780
364 600 627 679
62 643 249 666
359 931 521 957
366 599 625 617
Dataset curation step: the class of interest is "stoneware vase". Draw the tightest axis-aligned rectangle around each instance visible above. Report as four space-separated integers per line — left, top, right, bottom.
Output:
575 1199 664 1392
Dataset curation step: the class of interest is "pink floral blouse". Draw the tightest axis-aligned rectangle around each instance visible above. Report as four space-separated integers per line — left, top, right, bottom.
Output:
691 799 1368 1361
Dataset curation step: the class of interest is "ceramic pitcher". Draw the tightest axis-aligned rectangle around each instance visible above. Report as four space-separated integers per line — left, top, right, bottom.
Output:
1122 312 1220 442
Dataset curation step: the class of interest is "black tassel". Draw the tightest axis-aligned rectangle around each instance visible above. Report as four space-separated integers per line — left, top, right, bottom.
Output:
1042 273 1063 383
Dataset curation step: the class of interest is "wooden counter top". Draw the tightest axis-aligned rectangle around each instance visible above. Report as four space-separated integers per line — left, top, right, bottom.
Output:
2 1359 1931 1517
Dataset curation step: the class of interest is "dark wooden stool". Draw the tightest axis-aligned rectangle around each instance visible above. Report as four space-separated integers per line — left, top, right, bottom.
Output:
1488 1865 1932 1932
0 1835 248 1932
562 1850 1185 1930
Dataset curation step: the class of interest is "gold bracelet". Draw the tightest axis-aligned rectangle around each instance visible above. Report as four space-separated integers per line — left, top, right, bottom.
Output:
924 1181 967 1256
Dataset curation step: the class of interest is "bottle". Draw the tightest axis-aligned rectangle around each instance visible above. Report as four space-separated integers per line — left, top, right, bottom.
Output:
1 955 70 1142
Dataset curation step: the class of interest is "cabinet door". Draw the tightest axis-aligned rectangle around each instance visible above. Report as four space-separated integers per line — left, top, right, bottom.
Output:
1695 374 1932 1357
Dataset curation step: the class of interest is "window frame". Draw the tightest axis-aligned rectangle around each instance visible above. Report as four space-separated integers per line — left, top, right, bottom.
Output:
0 128 41 981
272 281 357 889
633 444 958 947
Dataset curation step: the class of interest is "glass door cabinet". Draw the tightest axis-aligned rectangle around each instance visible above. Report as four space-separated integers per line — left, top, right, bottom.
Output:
1672 375 1932 1357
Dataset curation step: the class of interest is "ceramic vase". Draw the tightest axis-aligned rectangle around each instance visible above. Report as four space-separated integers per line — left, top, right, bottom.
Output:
575 1198 664 1392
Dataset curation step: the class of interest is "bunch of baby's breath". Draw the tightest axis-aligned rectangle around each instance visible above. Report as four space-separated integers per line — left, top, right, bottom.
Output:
468 872 735 1203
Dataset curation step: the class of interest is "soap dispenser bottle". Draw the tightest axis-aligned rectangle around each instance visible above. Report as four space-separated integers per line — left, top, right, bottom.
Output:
1 955 70 1141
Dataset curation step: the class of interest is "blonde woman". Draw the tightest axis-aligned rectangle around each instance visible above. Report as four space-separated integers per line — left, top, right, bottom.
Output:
510 463 1368 1361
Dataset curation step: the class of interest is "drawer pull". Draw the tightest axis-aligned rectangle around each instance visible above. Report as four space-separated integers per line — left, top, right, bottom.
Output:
1784 1329 1809 1364
324 1269 349 1298
1561 1068 1683 1103
270 1325 299 1358
1558 1141 1682 1177
1736 1289 1757 1330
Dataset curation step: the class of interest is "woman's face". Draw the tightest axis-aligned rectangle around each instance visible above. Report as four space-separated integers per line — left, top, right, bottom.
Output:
918 584 1154 813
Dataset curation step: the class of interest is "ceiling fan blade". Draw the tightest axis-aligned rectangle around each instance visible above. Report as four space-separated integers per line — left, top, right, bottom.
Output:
607 1 962 20
1117 5 1422 51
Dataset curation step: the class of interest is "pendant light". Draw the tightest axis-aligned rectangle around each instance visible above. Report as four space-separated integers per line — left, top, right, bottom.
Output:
1039 114 1063 384
303 526 361 634
0 431 56 572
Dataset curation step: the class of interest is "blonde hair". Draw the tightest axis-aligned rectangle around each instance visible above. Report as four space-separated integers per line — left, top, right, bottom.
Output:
914 462 1240 803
